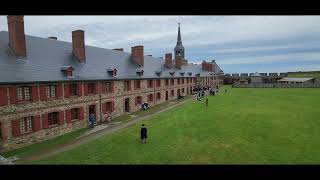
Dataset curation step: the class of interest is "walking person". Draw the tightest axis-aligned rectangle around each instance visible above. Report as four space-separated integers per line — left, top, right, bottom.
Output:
140 124 148 143
206 98 208 108
89 113 95 128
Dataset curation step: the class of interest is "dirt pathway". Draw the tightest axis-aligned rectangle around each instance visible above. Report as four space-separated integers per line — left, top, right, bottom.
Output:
19 97 194 163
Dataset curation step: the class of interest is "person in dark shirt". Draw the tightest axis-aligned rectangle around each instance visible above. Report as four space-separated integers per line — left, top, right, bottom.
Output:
89 113 95 128
140 124 148 143
206 98 208 108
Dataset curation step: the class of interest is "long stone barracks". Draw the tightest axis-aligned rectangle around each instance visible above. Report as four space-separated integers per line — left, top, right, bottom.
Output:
0 16 224 151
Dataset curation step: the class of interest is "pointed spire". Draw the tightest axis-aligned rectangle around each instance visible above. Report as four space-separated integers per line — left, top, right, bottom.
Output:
174 22 185 59
177 22 182 45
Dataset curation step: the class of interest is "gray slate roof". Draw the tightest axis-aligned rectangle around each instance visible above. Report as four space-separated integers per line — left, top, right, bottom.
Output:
278 77 314 82
251 72 261 77
0 31 222 84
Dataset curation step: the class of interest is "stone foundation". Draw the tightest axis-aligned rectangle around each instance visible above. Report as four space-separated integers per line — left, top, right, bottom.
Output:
0 77 219 152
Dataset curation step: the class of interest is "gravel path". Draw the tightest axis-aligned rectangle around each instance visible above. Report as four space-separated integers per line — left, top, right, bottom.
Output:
18 97 193 163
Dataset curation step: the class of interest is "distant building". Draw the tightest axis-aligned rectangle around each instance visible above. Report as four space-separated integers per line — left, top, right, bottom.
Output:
239 79 248 85
278 78 315 84
250 72 262 84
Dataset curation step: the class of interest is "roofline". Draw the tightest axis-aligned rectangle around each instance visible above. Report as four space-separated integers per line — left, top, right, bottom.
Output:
0 75 216 85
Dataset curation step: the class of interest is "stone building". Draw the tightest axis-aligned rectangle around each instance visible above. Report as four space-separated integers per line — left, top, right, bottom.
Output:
250 72 263 84
0 16 223 151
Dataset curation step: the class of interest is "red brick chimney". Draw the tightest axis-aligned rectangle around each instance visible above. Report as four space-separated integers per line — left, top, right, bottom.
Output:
175 56 182 69
165 53 172 68
131 45 144 67
7 15 27 58
72 30 86 63
202 61 207 71
113 48 124 52
209 64 213 71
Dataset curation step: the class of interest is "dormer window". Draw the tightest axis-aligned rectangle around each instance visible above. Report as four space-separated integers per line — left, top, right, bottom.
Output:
195 73 200 77
155 70 162 77
170 71 175 76
107 68 117 77
180 72 185 76
188 72 192 76
136 69 144 77
61 66 74 78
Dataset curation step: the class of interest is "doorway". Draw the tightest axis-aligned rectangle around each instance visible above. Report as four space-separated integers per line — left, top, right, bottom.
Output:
124 98 130 112
166 91 168 101
0 122 2 141
89 105 96 118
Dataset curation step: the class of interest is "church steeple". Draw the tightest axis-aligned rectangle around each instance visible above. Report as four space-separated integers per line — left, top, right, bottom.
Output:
177 23 182 45
174 22 185 59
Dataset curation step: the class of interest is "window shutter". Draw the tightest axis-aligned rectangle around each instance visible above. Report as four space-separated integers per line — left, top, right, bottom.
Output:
83 83 88 96
0 87 8 106
33 115 41 131
32 85 39 102
102 103 106 114
128 80 131 91
79 107 84 120
101 82 106 94
66 109 72 123
78 83 83 96
56 84 63 98
64 84 70 98
11 119 21 137
112 101 115 112
42 113 49 129
39 85 47 101
111 82 114 93
9 87 17 105
95 83 99 94
58 111 65 125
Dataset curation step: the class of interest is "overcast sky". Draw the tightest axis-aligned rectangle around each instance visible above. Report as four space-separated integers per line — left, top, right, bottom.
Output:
1 15 320 74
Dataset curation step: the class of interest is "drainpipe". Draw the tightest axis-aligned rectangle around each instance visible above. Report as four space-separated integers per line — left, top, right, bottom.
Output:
99 81 102 123
153 79 156 105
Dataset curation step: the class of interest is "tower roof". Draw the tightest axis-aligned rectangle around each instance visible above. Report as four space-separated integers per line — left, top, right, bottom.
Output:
175 22 184 51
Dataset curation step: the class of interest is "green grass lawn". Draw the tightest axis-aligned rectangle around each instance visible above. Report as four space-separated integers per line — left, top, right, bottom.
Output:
32 87 320 164
288 71 320 79
0 128 88 158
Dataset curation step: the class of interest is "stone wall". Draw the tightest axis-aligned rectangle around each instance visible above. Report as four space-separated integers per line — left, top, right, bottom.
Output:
232 82 320 88
0 76 216 152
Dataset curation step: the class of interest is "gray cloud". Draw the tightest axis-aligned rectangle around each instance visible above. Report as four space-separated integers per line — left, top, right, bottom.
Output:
1 15 320 73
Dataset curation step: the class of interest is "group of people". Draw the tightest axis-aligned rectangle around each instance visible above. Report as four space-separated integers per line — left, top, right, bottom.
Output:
178 94 185 100
141 102 151 111
209 86 219 96
88 112 112 129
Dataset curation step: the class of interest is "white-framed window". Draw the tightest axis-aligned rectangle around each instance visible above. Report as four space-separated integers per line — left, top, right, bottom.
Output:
17 86 31 101
48 112 59 125
106 82 112 93
20 117 33 133
46 85 56 98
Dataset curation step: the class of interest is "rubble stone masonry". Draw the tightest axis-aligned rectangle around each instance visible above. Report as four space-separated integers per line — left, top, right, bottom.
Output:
0 76 218 151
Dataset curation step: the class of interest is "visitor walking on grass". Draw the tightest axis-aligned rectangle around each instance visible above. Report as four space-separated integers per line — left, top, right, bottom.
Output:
140 124 148 143
206 98 208 108
89 113 95 128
